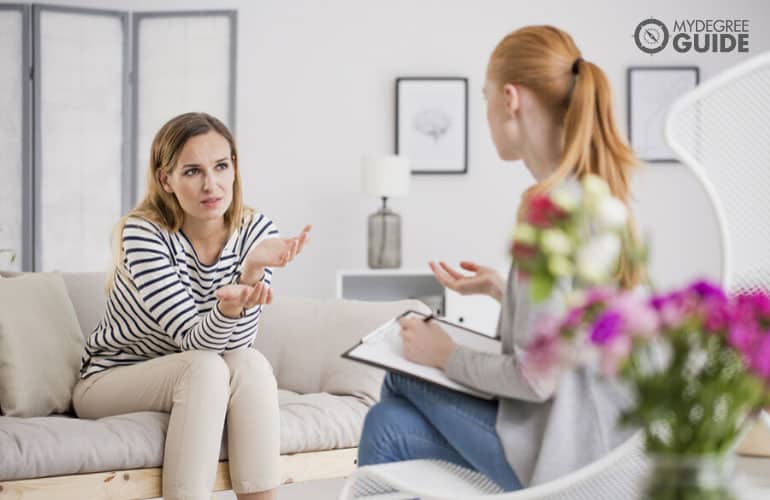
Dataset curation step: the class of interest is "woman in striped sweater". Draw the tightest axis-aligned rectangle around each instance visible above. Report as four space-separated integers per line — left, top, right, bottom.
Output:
74 112 311 500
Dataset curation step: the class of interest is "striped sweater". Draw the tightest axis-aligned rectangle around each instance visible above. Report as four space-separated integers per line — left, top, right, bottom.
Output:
80 213 278 378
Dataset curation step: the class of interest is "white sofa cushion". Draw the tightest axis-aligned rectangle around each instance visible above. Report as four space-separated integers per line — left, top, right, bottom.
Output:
0 390 369 481
0 273 84 417
256 296 429 406
276 389 367 453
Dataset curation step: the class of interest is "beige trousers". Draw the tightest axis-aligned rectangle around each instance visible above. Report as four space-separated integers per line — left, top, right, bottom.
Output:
73 349 281 500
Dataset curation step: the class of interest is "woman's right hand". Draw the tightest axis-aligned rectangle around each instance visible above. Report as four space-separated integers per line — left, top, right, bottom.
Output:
429 261 504 303
215 282 273 319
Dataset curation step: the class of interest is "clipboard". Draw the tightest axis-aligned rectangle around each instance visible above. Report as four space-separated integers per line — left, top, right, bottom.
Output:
341 309 501 399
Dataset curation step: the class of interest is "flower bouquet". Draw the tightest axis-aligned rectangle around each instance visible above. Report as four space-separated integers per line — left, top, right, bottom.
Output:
511 176 769 498
511 174 644 302
527 281 770 499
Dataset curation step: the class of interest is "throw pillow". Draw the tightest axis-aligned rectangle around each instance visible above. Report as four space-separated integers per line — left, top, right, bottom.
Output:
0 273 84 416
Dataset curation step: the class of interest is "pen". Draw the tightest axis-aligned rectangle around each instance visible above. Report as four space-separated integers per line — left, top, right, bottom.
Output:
423 314 434 323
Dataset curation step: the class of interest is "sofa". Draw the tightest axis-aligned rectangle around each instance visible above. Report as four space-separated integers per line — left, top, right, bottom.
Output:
0 271 428 500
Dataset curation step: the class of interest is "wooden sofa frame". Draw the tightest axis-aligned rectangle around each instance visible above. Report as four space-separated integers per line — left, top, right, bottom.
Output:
5 425 766 499
0 448 357 499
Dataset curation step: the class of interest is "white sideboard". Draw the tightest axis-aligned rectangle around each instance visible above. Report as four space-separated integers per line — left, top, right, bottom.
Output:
336 269 500 337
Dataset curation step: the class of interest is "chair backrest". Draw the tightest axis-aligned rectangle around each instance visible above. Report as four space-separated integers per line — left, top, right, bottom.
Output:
666 51 770 442
665 51 770 294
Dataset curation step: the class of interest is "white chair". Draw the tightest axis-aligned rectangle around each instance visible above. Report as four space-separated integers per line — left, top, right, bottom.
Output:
339 433 648 500
665 51 770 295
339 51 770 500
665 50 770 433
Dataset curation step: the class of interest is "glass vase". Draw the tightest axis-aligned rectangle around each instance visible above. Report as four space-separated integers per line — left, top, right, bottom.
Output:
643 453 743 500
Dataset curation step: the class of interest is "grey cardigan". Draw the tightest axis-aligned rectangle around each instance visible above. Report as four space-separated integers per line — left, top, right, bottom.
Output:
444 266 637 486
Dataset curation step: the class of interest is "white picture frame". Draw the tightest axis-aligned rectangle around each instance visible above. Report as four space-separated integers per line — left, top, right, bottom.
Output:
628 66 700 163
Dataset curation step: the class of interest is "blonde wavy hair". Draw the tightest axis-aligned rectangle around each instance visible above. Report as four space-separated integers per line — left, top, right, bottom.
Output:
106 112 254 292
490 25 644 289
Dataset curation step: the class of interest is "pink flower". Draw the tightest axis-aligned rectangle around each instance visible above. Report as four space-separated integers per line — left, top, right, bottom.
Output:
611 294 659 339
563 307 585 330
749 334 770 381
737 292 770 313
688 280 727 301
586 286 615 304
652 291 697 329
727 323 761 354
534 313 562 339
735 293 770 328
524 333 563 377
702 298 731 332
590 311 623 344
600 333 633 376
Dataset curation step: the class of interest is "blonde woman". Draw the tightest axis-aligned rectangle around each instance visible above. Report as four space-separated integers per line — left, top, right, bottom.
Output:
74 112 311 500
358 26 643 491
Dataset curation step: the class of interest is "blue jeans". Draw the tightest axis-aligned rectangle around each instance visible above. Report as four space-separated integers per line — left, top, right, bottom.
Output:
358 372 522 492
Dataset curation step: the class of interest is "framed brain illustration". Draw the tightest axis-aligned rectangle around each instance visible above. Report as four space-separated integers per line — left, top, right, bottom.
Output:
395 77 468 174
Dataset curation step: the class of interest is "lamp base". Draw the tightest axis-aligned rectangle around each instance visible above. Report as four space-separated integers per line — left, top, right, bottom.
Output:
367 201 402 269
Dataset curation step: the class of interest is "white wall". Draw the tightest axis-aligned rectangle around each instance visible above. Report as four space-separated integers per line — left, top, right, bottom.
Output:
5 0 770 297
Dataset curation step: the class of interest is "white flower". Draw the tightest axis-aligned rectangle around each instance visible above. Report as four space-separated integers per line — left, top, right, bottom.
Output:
541 229 572 256
551 179 582 212
548 255 574 277
513 223 537 245
576 233 621 284
582 174 611 209
594 197 628 230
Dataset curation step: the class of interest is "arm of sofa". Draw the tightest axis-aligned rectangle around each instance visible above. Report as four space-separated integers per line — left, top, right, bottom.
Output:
253 297 431 406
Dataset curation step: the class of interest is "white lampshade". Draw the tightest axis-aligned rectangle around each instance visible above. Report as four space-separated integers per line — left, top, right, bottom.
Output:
361 155 410 198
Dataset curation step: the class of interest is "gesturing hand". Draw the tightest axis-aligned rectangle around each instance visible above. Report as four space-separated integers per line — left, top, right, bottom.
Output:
215 282 273 318
245 225 312 269
429 261 504 302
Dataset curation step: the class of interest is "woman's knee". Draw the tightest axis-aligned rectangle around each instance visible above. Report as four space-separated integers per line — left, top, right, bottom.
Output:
382 371 417 399
359 402 394 465
179 350 230 389
223 348 276 387
359 398 421 465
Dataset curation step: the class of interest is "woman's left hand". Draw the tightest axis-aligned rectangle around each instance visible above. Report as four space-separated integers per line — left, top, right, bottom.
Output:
399 317 456 369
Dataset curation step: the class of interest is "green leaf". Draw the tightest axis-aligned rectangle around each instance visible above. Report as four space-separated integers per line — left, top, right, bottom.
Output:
530 273 555 303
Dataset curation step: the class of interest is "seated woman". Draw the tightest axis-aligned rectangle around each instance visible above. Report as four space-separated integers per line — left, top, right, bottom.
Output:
358 25 643 491
74 112 311 500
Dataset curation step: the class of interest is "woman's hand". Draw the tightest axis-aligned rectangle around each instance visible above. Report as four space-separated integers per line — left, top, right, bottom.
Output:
215 282 273 318
241 225 312 284
399 317 456 369
429 261 504 302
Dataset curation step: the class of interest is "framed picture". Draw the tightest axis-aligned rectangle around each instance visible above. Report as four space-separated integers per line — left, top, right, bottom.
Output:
395 77 468 174
627 66 700 163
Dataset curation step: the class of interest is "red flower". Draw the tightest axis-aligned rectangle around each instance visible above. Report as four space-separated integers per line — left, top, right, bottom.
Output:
512 242 538 262
525 194 568 228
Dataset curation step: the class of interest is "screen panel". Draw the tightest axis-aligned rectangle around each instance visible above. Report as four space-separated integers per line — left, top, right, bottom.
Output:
133 11 236 200
0 6 26 271
36 6 127 271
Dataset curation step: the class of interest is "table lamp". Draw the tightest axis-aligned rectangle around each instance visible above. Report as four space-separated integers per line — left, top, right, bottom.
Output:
361 155 410 268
